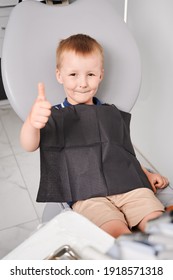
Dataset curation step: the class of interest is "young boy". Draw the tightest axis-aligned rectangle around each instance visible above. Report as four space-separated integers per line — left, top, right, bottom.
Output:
20 34 168 238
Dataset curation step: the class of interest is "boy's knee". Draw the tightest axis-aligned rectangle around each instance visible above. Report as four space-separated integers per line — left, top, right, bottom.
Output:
137 210 163 232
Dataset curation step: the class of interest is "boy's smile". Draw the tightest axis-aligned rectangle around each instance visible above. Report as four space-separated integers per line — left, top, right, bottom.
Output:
56 50 104 105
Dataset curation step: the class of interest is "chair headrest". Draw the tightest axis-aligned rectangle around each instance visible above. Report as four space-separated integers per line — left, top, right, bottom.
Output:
1 0 141 120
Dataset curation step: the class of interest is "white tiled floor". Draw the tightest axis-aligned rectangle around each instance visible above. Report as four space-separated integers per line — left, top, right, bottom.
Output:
0 103 45 259
0 103 155 259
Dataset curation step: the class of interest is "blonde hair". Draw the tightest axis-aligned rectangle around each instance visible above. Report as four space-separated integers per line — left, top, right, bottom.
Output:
56 34 104 68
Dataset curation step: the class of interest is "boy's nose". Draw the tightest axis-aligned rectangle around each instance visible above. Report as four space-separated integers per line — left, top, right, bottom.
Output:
79 76 87 88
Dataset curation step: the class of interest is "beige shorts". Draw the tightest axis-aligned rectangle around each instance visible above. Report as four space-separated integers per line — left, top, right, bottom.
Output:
72 188 165 228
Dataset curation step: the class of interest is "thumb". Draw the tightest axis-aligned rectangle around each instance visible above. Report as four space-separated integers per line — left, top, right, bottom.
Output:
37 82 46 101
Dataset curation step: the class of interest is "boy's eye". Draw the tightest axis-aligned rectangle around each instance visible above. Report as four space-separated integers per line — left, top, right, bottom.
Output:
69 73 76 76
88 73 95 76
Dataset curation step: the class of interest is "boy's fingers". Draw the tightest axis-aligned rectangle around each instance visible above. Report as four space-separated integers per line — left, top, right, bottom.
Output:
152 184 157 193
37 82 46 101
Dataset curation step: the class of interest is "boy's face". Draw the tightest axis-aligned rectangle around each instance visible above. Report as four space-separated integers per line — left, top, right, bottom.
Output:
56 51 104 105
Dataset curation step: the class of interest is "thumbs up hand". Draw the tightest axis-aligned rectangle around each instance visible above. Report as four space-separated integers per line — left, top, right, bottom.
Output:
29 83 52 129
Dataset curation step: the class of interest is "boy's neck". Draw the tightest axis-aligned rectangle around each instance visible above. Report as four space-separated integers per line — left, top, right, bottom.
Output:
64 97 101 106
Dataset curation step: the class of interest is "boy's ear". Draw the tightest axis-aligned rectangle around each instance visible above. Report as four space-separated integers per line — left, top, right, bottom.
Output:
56 68 63 84
100 69 104 81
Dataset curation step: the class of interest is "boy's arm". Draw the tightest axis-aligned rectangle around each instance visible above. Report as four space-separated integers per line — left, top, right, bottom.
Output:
142 166 169 193
20 116 41 152
20 83 51 152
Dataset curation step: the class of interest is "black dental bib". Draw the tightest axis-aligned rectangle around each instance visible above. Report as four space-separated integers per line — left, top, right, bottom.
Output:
37 104 151 202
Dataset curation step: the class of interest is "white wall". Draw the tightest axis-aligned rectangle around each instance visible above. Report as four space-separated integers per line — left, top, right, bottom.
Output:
127 0 173 183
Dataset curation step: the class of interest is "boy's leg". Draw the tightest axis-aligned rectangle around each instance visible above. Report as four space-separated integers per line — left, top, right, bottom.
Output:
119 188 164 232
72 197 130 237
137 210 163 232
100 219 131 238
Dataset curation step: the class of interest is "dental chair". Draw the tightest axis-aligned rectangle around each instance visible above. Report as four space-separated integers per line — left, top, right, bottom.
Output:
2 0 142 221
2 0 173 219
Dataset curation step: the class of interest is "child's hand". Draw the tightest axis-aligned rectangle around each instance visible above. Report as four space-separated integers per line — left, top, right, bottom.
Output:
29 83 51 129
146 172 169 193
